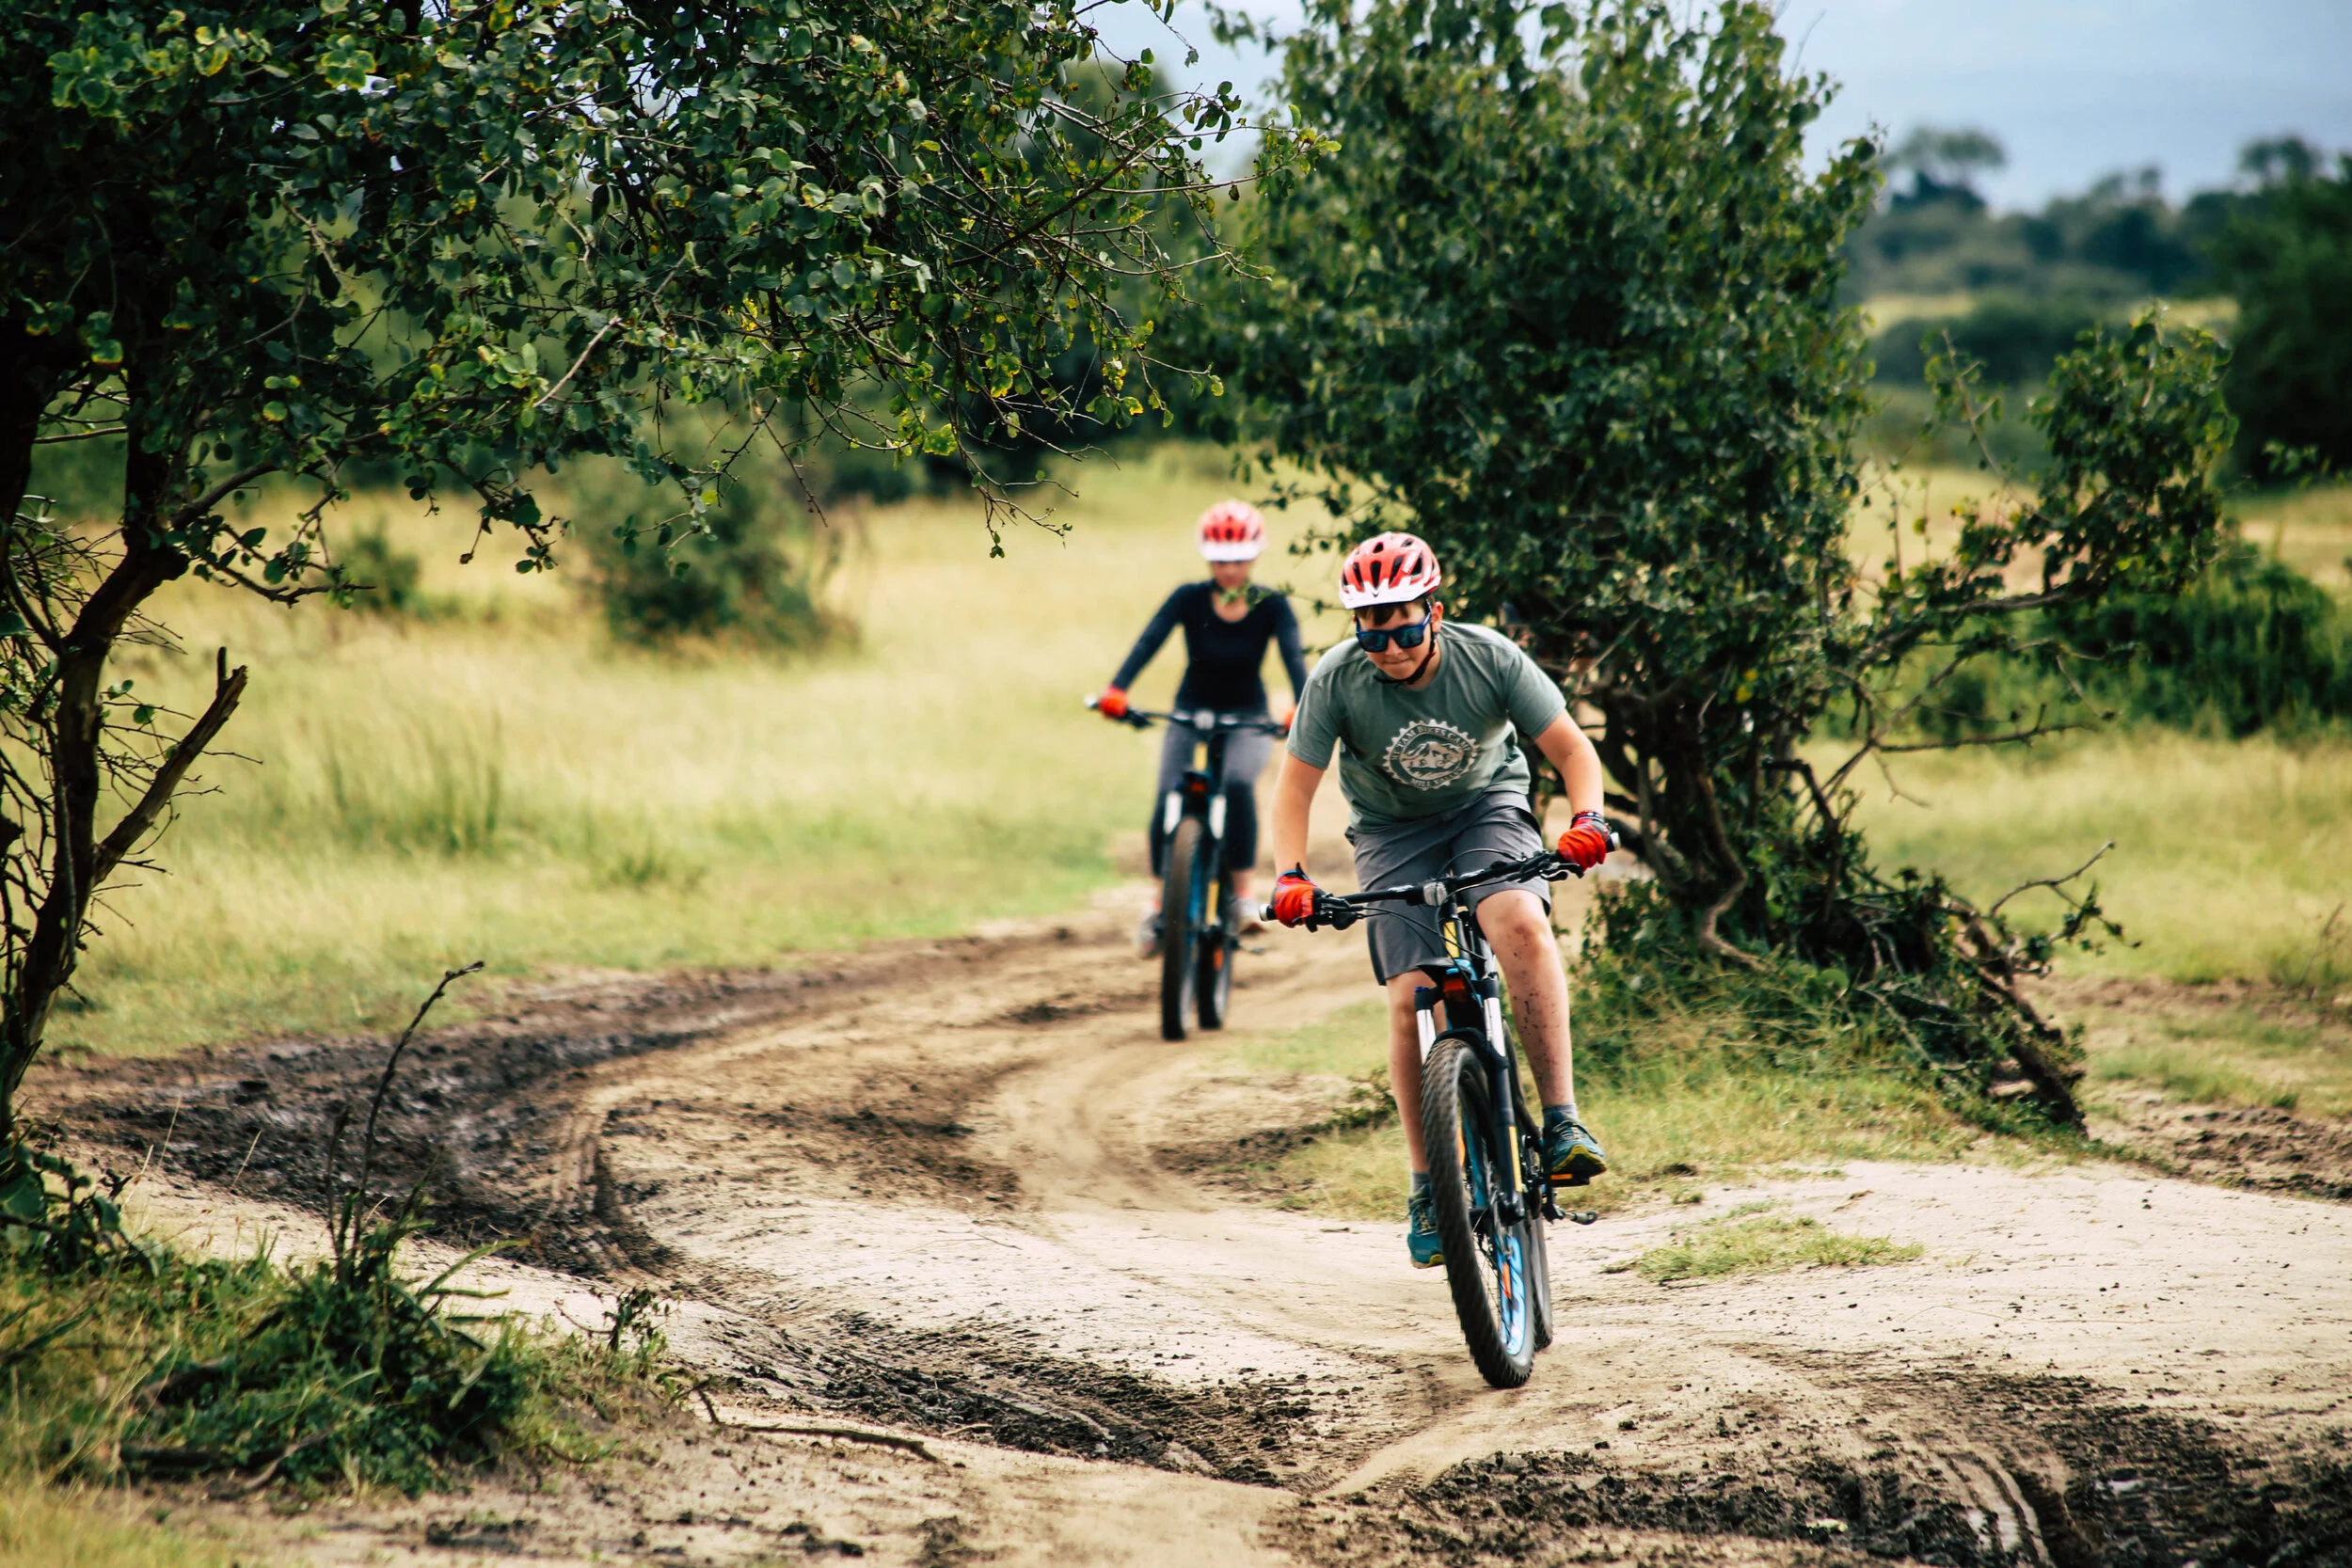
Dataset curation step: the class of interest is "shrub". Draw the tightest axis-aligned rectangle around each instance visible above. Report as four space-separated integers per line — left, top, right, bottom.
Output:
1872 295 2107 387
581 481 848 652
329 528 429 617
2053 542 2352 734
1898 542 2352 741
2208 147 2352 477
0 1147 676 1496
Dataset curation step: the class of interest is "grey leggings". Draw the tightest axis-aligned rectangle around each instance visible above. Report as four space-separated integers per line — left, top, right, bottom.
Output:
1150 718 1275 877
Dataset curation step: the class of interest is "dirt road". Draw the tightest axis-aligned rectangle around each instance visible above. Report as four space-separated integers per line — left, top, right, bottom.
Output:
41 890 2352 1566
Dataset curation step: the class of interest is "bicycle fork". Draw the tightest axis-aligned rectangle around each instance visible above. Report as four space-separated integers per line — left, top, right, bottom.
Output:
1416 969 1528 1228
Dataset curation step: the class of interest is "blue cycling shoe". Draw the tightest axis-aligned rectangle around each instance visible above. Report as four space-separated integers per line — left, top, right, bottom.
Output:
1406 1189 1444 1269
1543 1116 1608 1186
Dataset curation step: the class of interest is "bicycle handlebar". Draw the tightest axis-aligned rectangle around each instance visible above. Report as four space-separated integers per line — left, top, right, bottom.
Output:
1083 694 1289 737
1259 849 1588 930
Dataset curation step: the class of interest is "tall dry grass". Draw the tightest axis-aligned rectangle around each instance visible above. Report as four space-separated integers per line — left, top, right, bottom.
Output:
1839 729 2351 984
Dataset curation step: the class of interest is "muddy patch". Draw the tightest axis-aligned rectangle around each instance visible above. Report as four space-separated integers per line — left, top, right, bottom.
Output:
31 938 1046 1271
1157 1077 1396 1199
1279 1370 2352 1567
2091 1095 2352 1204
689 1307 1341 1490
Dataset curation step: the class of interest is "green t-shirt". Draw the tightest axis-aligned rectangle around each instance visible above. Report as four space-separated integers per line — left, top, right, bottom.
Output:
1287 621 1568 829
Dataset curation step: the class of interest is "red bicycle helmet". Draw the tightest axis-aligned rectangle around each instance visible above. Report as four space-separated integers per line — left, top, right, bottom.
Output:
1197 499 1267 562
1337 532 1442 609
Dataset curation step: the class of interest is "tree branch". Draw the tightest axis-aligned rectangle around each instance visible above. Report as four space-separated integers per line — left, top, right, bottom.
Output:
90 648 248 886
1986 840 2113 919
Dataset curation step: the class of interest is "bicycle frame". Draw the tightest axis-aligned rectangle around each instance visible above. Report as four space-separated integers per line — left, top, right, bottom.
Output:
1156 713 1246 912
1092 699 1288 1040
1278 848 1587 1219
1411 910 1543 1229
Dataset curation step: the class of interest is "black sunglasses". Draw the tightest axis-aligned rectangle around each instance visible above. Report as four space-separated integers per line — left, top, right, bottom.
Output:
1353 614 1434 653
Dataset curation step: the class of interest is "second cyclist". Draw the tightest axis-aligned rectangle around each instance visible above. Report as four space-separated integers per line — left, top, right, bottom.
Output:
1095 500 1309 956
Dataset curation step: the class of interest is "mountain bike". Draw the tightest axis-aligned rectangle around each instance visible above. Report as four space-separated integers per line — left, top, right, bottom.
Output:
1268 849 1593 1388
1089 700 1290 1041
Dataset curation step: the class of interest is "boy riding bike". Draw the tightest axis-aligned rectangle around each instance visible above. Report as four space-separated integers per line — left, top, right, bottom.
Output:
1096 501 1309 954
1266 533 1614 1268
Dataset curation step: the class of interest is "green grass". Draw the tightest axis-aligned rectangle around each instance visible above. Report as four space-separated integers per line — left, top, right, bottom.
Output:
0 1482 251 1567
2074 998 2352 1119
2088 1044 2302 1113
1610 1204 1923 1284
64 446 1346 1056
1227 1002 1390 1078
1209 986 1997 1223
0 1201 675 1506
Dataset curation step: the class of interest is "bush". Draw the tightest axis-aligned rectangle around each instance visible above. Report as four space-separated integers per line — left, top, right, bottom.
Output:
330 528 429 617
1899 543 2352 740
580 479 848 651
2209 147 2352 478
2054 542 2352 733
1872 294 2107 388
1576 881 2083 1116
0 1147 675 1496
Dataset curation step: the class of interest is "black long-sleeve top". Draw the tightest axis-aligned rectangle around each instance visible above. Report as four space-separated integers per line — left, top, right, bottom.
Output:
1111 582 1310 714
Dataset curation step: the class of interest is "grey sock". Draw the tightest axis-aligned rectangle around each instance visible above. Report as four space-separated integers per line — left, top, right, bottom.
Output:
1543 1103 1579 1129
1409 1170 1432 1196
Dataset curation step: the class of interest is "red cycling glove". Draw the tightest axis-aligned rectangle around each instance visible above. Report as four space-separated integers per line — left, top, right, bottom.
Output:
1270 867 1320 927
1095 686 1130 720
1556 811 1615 873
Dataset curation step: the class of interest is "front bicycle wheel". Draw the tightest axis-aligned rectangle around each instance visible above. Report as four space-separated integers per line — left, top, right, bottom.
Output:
1196 858 1235 1033
1422 1037 1538 1388
1160 816 1203 1041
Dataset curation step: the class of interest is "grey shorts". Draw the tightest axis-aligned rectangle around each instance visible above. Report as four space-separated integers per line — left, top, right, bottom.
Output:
1346 788 1549 983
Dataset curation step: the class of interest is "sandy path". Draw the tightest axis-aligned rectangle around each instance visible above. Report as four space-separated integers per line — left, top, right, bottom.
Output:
43 889 2352 1565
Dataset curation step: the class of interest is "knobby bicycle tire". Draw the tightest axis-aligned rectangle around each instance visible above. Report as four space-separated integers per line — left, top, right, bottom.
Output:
1160 816 1204 1041
1500 1022 1556 1353
1196 847 1233 1033
1422 1037 1538 1388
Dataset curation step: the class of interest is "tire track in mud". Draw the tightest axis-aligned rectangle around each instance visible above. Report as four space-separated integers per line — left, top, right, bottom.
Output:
35 900 2352 1565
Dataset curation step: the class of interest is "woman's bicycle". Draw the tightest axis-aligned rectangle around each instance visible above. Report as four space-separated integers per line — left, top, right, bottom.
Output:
1089 699 1290 1041
1268 849 1592 1388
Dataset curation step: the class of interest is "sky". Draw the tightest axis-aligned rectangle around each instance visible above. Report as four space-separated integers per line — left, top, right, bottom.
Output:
1089 0 2352 210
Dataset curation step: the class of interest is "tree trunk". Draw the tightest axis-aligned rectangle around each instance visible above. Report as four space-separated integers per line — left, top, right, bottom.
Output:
0 386 203 1135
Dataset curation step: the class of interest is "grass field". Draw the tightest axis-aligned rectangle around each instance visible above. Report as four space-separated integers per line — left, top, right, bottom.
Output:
1828 467 2351 982
1838 729 2350 984
0 1483 245 1567
60 447 1345 1057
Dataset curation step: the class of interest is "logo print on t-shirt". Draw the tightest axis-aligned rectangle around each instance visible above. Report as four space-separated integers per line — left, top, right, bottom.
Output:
1382 719 1480 789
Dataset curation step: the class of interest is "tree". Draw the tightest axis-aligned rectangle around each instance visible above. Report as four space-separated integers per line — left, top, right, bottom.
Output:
1220 0 2234 1121
2208 141 2352 477
1886 125 2007 210
0 0 1303 1141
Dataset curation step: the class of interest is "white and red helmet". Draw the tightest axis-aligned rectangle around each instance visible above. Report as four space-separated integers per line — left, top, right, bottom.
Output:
1337 532 1442 609
1196 499 1267 562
